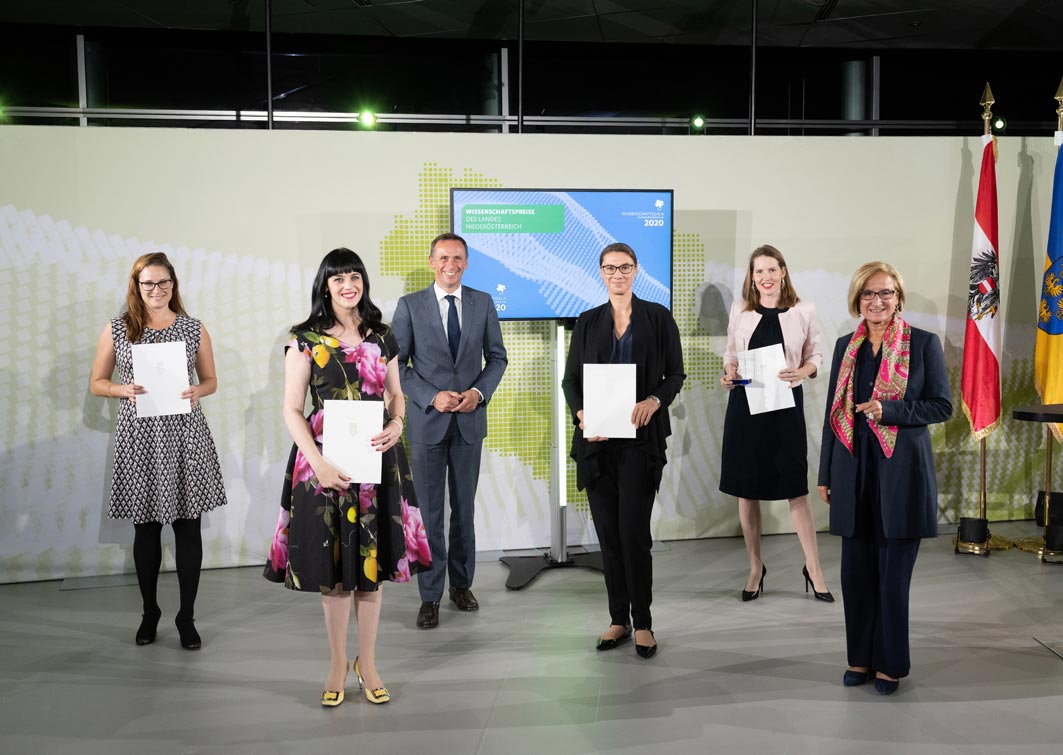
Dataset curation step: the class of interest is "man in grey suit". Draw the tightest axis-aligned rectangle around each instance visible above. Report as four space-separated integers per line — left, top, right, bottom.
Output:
393 233 508 629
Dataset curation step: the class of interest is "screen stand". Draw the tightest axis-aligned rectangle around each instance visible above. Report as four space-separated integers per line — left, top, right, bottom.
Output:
500 322 603 589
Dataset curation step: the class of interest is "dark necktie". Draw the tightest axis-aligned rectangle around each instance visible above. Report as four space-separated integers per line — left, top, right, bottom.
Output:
445 294 461 361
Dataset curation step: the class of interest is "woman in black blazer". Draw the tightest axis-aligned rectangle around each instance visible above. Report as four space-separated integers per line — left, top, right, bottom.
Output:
818 261 952 695
562 242 686 659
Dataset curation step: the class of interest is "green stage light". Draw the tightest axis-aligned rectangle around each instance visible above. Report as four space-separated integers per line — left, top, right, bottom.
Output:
359 112 377 128
992 116 1006 133
690 115 706 131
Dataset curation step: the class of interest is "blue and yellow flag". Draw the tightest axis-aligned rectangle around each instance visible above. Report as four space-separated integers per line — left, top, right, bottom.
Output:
1035 139 1063 437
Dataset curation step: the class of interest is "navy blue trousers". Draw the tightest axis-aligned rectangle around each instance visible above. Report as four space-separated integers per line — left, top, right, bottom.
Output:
411 418 482 603
840 535 920 679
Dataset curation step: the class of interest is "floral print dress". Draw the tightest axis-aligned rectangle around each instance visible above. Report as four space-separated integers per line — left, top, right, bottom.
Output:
263 327 431 593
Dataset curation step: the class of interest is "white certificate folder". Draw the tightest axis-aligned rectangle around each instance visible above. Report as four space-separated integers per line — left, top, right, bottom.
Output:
582 363 637 438
322 400 383 484
130 341 191 418
738 343 795 416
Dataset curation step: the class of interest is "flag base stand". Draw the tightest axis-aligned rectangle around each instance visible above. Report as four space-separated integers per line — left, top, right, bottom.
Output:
1015 536 1046 556
955 438 1012 555
955 517 990 556
1011 411 1063 562
1015 525 1063 563
1043 523 1063 564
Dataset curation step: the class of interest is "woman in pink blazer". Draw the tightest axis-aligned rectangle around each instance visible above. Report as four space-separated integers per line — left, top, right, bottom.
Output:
719 245 833 603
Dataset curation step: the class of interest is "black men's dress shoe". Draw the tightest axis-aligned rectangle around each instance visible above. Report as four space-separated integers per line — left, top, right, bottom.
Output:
449 587 479 612
416 601 440 629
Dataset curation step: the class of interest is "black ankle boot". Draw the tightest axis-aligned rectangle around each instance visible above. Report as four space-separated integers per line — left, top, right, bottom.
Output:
136 607 162 646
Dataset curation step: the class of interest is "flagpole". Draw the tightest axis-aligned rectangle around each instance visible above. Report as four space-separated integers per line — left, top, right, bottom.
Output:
1050 79 1063 561
979 86 991 525
957 83 1012 555
1057 75 1063 132
1016 78 1063 560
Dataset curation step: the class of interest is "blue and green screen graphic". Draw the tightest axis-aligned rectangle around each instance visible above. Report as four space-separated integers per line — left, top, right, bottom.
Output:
451 188 673 320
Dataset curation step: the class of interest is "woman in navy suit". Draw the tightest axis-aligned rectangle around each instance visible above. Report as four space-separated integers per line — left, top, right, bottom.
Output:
818 261 951 695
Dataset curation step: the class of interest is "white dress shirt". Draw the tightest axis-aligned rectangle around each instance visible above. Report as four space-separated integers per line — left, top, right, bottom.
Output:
433 282 463 338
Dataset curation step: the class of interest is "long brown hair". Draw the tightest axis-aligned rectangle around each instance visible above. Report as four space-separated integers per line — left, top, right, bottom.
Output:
741 244 800 311
122 252 187 343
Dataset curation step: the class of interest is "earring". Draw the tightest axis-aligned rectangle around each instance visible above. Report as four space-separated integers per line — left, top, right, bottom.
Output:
325 292 330 298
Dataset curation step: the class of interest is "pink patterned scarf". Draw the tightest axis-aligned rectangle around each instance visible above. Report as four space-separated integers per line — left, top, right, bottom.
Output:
828 316 911 459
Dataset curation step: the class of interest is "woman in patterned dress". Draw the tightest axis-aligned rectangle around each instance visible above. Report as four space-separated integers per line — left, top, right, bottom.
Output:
264 248 430 708
89 252 227 650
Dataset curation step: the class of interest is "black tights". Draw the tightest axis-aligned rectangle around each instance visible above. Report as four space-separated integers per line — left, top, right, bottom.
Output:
133 517 203 621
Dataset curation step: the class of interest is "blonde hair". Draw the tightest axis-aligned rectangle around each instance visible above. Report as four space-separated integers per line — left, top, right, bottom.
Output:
122 252 187 342
742 245 799 311
847 261 905 317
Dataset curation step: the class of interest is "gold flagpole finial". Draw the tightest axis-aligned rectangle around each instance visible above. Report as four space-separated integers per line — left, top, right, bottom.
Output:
981 82 995 136
1054 75 1063 132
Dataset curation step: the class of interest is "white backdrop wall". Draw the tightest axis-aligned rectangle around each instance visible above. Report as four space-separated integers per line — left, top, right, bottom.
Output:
0 126 1055 583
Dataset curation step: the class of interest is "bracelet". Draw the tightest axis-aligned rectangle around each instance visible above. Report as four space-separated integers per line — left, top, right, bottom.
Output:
387 416 405 430
108 384 114 398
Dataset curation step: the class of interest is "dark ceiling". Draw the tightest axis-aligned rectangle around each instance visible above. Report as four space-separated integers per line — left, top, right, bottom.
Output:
2 0 1061 50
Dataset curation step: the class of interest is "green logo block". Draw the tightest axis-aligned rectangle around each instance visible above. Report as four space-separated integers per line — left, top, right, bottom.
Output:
462 204 564 233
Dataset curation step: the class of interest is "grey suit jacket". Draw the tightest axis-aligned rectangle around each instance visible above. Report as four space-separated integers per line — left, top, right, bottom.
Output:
392 284 508 445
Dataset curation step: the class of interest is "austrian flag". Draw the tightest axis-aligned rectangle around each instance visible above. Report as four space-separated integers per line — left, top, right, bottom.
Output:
960 134 1002 439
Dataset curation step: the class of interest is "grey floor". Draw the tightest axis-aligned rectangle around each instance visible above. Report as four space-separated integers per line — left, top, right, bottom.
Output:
2 523 1063 755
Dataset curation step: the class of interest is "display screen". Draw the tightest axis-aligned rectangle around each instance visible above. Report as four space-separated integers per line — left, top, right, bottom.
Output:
450 188 673 320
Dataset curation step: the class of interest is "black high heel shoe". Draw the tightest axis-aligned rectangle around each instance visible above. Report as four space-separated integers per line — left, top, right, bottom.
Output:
803 566 835 603
175 615 202 650
596 625 632 652
135 607 162 646
634 629 657 659
741 563 766 602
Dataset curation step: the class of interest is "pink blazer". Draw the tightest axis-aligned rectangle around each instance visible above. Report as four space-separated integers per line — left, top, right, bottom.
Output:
723 299 824 386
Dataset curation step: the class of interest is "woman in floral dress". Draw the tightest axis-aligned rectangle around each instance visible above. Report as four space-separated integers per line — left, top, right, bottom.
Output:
264 248 430 707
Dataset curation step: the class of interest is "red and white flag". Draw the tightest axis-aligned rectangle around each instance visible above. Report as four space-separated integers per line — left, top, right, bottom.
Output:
961 134 1001 439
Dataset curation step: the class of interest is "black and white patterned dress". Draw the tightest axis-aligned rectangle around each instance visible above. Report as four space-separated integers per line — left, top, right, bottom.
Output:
108 314 228 524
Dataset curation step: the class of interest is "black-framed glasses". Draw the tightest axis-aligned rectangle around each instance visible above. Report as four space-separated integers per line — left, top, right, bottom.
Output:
859 289 896 301
139 279 174 291
601 264 636 275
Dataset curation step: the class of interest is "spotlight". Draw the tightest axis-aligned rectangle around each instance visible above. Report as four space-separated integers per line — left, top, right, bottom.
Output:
992 116 1006 134
359 111 377 128
690 114 706 132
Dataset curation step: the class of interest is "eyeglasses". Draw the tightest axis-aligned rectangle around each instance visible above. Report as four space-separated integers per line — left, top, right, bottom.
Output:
859 289 896 301
139 279 174 291
601 264 636 275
